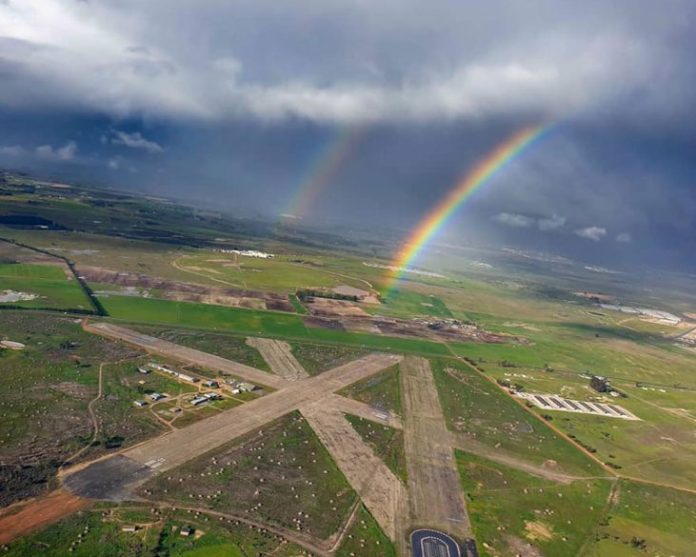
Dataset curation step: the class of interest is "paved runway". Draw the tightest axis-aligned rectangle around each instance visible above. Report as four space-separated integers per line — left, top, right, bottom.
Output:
63 338 402 498
401 357 470 538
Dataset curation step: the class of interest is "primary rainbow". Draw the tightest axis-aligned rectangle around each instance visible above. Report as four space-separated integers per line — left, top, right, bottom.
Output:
386 123 549 294
284 125 364 219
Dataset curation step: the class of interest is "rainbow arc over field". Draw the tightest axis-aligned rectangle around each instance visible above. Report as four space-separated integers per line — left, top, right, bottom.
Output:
386 123 550 294
284 125 364 219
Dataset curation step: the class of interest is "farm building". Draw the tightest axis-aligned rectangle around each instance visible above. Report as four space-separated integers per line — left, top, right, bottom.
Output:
177 373 199 383
150 363 177 375
590 375 610 392
134 400 148 407
190 395 209 406
148 392 166 401
203 380 219 388
137 366 151 374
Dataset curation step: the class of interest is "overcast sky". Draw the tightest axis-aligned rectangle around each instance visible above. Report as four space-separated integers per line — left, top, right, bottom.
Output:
0 0 694 270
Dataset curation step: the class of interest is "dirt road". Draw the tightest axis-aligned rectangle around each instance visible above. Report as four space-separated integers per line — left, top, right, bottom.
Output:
84 321 287 390
302 403 406 541
246 337 309 381
0 490 90 544
400 356 470 539
450 433 602 483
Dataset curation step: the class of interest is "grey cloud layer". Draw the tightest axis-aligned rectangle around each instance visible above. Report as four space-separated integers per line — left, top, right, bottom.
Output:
0 0 693 123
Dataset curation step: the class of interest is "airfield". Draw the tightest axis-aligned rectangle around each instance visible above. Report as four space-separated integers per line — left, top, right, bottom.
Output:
62 321 477 555
1 175 696 556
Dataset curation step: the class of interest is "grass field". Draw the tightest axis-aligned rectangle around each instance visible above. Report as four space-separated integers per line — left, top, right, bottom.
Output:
336 504 396 557
345 414 407 483
130 326 271 371
174 251 371 293
480 361 696 490
367 289 453 319
451 319 696 389
339 364 401 416
456 450 613 557
584 480 696 556
0 311 139 506
2 181 695 553
287 293 308 314
3 503 307 556
81 359 202 459
0 263 92 310
99 294 455 356
431 359 605 476
290 341 371 375
140 411 356 540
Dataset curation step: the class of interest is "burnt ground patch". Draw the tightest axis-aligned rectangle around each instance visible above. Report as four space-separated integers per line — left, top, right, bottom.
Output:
63 455 152 501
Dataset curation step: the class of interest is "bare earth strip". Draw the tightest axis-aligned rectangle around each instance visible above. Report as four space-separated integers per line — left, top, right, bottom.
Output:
324 393 403 429
302 403 406 541
246 337 309 381
0 490 90 544
84 321 287 390
400 356 471 538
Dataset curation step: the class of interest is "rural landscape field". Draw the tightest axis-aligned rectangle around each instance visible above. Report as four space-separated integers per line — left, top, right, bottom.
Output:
0 173 694 557
2 2 696 556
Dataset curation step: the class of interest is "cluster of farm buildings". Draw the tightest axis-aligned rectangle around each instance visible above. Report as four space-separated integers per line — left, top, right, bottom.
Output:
133 362 258 408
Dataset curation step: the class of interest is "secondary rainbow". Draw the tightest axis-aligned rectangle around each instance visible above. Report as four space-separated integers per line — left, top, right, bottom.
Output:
387 123 549 293
284 125 364 219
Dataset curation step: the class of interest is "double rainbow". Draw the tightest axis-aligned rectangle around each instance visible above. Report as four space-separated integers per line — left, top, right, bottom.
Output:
386 124 550 294
284 125 364 219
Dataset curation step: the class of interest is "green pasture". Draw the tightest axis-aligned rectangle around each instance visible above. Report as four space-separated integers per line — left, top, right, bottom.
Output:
346 414 407 483
367 289 453 319
456 450 613 557
3 504 305 557
141 411 356 540
584 480 696 557
99 295 454 356
0 311 139 506
431 358 604 476
130 326 271 371
340 364 401 416
290 341 371 374
0 263 91 310
175 252 369 293
336 504 396 557
482 364 696 489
